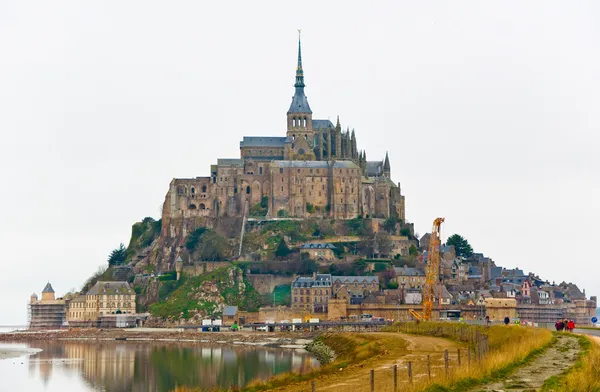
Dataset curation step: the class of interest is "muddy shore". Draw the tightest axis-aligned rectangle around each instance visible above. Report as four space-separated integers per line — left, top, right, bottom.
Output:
0 328 318 349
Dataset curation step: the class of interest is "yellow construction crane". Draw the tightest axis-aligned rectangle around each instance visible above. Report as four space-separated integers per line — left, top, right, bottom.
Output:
422 217 445 321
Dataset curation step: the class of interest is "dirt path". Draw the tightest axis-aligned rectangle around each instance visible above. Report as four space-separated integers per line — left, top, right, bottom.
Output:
274 332 463 392
468 334 581 392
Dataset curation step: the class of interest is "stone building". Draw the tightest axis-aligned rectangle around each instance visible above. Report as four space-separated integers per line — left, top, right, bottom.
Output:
162 36 406 227
299 242 337 261
394 266 426 289
291 273 332 313
291 273 380 312
67 281 136 322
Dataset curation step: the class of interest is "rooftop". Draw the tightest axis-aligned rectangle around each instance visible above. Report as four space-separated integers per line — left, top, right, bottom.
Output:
223 305 238 316
86 281 134 296
272 160 360 169
299 243 336 249
331 276 379 284
240 137 292 148
42 282 55 293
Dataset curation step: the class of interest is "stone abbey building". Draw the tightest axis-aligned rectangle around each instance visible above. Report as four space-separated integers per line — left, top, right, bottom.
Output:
163 37 405 222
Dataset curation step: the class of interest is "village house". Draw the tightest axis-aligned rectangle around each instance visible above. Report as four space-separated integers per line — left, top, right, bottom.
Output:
394 266 426 289
299 243 337 262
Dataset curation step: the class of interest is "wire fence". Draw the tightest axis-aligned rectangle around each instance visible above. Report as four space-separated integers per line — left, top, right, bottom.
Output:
309 323 491 391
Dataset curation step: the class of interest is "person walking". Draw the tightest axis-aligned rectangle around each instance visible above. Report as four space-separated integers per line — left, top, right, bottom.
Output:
568 319 575 332
504 316 510 326
564 319 570 332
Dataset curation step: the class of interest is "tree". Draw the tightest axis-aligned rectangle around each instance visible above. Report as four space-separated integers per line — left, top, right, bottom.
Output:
375 233 394 257
446 234 473 258
383 217 398 234
275 238 290 258
108 243 127 266
408 245 418 256
186 227 208 252
197 231 229 260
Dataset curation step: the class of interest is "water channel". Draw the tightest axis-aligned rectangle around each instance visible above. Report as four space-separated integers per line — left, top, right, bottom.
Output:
0 339 319 391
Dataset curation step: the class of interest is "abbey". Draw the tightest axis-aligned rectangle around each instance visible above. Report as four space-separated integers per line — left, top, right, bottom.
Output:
163 37 405 222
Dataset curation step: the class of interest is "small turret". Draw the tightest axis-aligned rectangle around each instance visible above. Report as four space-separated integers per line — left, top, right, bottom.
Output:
41 282 55 302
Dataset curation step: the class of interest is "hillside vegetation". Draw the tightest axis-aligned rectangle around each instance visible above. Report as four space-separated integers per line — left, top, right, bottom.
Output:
149 266 264 321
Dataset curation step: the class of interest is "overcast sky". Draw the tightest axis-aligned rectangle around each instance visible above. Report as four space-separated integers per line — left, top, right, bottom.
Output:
1 1 598 325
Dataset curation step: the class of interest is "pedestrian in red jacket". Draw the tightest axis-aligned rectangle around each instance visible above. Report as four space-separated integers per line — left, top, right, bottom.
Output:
567 320 575 331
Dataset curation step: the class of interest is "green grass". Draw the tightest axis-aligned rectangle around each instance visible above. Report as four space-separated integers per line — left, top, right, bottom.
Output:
149 267 265 320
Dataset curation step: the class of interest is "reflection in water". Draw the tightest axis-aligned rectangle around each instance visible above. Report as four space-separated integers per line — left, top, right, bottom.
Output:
2 340 318 392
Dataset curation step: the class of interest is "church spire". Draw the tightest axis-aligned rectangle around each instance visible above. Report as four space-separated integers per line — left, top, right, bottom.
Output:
295 30 305 88
287 30 312 115
383 151 391 178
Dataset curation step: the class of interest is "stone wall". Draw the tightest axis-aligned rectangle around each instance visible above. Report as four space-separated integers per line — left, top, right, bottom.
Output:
181 262 231 278
247 274 293 295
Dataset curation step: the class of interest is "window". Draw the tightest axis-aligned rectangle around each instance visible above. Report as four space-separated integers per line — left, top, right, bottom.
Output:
246 186 250 194
280 168 283 174
259 167 263 175
202 185 207 193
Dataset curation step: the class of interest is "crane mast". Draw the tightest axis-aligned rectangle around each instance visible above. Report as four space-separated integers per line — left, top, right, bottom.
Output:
422 217 445 321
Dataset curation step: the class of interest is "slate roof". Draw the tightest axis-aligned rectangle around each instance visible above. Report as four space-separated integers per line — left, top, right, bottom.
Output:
272 160 360 169
365 161 383 177
331 276 379 284
42 282 55 293
312 119 335 130
86 281 134 296
394 267 426 277
300 243 336 250
292 274 332 288
468 266 482 276
223 306 238 316
440 245 454 254
240 137 292 148
490 266 503 280
288 88 312 114
217 159 244 167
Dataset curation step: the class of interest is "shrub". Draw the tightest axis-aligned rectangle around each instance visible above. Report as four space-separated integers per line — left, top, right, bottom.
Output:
185 227 207 252
306 203 316 214
277 209 289 218
346 217 368 236
387 281 399 289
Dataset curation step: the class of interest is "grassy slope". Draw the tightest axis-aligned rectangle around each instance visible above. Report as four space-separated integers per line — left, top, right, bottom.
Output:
149 267 264 320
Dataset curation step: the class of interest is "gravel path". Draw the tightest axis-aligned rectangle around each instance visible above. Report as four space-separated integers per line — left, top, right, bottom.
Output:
469 334 581 392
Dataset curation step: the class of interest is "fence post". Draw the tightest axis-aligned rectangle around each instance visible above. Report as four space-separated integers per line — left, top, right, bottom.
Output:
370 369 374 392
312 380 316 392
457 348 461 367
427 355 431 380
444 349 449 377
408 361 413 384
467 347 471 368
393 364 398 392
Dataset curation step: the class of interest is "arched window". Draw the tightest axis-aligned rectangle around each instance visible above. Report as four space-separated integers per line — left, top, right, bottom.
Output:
246 186 250 194
303 117 307 127
199 203 206 210
292 118 296 127
202 185 207 193
191 187 195 194
188 204 197 209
